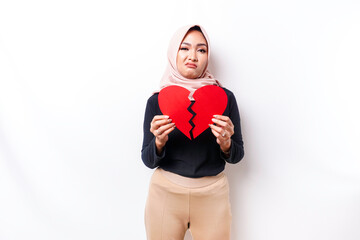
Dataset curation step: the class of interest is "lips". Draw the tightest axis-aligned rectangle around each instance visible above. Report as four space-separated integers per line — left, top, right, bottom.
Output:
185 63 197 68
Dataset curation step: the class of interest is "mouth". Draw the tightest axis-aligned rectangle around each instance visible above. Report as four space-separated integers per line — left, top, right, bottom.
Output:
185 63 197 69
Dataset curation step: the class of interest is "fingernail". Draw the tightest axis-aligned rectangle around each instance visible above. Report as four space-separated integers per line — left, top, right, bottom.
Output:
168 119 172 122
164 115 169 118
213 115 218 118
212 118 216 122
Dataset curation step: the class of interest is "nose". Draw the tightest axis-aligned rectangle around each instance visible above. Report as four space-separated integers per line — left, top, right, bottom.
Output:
188 50 198 62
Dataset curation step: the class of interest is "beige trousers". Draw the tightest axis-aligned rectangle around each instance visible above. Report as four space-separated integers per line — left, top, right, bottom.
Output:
145 168 232 240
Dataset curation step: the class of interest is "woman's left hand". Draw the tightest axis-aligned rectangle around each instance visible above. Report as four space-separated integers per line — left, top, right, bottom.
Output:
209 115 234 153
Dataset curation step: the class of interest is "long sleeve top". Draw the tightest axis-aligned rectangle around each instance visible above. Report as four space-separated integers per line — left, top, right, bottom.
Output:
141 88 244 178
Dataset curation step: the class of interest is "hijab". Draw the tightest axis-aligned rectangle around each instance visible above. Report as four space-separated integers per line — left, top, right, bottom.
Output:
156 24 222 98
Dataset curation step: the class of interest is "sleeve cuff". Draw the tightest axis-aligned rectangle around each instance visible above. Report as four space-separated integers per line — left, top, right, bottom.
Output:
220 142 233 161
153 138 165 160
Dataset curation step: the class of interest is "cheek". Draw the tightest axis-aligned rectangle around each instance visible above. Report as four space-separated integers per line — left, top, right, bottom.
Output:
176 55 182 70
177 51 186 61
176 52 185 67
199 56 208 71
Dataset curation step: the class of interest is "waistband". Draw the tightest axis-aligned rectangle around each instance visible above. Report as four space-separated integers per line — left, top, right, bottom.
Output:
158 168 225 188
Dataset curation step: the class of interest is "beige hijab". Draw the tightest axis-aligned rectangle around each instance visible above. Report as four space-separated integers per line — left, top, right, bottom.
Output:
156 24 222 97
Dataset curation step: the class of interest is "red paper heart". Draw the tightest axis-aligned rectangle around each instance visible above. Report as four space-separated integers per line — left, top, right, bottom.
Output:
158 86 193 139
158 85 228 140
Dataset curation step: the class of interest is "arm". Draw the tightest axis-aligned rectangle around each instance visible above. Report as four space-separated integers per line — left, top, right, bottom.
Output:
141 97 162 168
224 92 244 163
141 96 175 168
210 92 244 164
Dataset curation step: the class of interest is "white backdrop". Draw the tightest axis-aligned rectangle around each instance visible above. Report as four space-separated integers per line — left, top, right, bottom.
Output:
1 0 359 239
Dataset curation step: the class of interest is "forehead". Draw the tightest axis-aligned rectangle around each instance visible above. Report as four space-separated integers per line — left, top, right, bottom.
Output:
181 30 207 45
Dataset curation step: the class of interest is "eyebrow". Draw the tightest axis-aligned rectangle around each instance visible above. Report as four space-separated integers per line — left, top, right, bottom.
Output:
181 42 208 48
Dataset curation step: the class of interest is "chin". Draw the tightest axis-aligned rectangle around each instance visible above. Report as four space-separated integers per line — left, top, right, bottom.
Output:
185 75 198 79
184 71 200 79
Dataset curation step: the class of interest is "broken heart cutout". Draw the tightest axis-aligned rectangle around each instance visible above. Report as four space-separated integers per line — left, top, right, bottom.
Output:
158 85 228 140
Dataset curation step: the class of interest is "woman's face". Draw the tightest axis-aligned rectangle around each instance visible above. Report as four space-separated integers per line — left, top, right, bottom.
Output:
176 30 208 79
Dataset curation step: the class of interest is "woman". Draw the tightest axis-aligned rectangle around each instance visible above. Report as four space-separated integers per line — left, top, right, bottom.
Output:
141 25 244 240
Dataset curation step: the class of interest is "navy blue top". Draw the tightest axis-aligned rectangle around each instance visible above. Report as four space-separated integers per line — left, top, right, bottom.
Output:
141 88 244 178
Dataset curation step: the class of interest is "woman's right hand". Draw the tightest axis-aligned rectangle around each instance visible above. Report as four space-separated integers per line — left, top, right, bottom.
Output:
150 115 176 154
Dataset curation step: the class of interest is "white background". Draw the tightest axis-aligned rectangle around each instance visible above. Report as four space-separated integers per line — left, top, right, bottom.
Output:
1 0 359 239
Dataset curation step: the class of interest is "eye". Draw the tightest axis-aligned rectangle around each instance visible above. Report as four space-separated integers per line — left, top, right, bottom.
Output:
179 47 189 51
198 49 207 53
